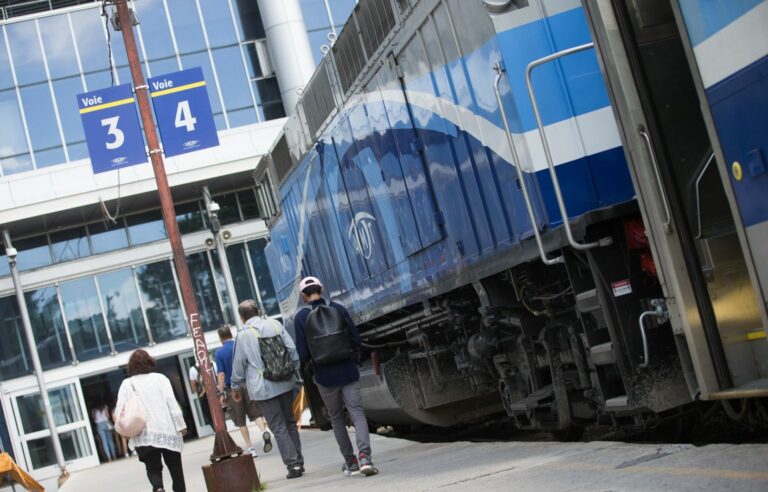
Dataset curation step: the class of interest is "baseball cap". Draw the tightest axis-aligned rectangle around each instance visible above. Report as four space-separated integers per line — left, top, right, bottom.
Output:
299 276 323 292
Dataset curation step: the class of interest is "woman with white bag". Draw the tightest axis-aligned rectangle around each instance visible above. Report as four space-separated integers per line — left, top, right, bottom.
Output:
115 349 188 492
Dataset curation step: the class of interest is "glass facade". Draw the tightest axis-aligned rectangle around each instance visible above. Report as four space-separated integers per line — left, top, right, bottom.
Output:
300 0 357 64
0 0 286 177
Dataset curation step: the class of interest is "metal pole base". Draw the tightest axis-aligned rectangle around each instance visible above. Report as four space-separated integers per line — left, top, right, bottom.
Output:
211 430 243 461
202 453 260 492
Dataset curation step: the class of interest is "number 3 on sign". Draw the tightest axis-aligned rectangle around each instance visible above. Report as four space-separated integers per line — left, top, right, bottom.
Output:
101 116 125 150
175 100 197 132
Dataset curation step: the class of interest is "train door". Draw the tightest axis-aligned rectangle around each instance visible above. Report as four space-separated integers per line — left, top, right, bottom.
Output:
582 0 767 397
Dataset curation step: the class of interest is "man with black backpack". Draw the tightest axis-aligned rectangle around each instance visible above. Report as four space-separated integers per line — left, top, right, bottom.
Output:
231 300 305 479
294 276 378 476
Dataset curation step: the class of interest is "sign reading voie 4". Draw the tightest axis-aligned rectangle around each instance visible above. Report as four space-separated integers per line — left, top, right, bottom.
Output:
148 67 219 158
78 83 147 174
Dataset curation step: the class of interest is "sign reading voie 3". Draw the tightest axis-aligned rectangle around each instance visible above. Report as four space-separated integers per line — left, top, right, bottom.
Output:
77 83 147 174
148 67 219 158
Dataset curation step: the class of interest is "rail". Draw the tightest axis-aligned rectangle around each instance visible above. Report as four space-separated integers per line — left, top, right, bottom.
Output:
493 62 564 265
525 43 613 250
638 125 673 234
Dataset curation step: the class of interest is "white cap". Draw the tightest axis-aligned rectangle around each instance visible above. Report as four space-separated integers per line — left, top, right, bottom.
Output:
299 276 323 292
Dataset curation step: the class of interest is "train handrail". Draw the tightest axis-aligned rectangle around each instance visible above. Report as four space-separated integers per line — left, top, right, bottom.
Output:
493 62 564 265
525 43 613 250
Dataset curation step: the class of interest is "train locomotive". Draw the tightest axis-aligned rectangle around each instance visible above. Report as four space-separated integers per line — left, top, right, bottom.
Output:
255 0 768 437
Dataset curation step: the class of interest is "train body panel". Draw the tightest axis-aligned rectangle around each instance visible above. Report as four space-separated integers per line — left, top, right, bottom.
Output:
258 0 768 433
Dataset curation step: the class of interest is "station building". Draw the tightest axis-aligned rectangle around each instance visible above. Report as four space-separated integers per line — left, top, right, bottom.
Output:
0 0 356 483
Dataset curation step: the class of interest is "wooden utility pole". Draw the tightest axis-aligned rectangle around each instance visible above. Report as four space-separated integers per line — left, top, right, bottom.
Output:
112 2 259 488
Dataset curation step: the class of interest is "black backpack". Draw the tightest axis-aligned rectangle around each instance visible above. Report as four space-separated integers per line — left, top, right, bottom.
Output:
305 304 355 365
254 322 295 381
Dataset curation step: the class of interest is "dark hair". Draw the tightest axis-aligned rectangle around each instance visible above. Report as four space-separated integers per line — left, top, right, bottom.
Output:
238 299 261 320
127 349 157 376
302 284 322 296
217 325 233 340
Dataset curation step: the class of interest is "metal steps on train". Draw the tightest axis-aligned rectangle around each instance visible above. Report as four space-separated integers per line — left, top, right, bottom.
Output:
590 342 616 366
508 385 554 413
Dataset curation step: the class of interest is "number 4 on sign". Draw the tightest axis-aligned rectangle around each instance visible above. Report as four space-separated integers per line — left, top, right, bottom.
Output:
175 100 197 132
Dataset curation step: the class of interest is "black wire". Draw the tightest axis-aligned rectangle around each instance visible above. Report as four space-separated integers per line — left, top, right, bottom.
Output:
101 0 115 87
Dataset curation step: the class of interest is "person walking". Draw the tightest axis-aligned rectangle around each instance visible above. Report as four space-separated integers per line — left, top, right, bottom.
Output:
231 300 304 480
92 401 117 462
294 276 378 476
215 325 273 456
116 349 187 492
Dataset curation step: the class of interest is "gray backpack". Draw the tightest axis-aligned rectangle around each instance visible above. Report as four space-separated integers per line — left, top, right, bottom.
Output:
254 322 294 381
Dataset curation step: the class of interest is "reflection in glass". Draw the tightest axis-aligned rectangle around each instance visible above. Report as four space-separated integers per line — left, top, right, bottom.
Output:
210 248 234 325
0 89 34 175
238 189 260 220
225 243 256 302
15 235 52 272
0 296 31 381
150 57 180 79
0 28 14 90
50 226 90 263
18 385 82 434
19 83 65 167
39 15 80 79
127 210 167 245
136 261 186 342
167 0 207 52
176 201 205 234
231 0 265 40
211 47 252 115
70 8 111 74
300 0 332 31
97 269 148 352
25 287 71 369
133 0 176 61
186 252 225 331
88 221 129 254
330 0 357 25
52 76 86 149
60 277 111 361
0 249 9 276
247 238 279 315
254 78 285 121
6 21 46 86
213 193 240 225
227 108 257 127
199 0 237 47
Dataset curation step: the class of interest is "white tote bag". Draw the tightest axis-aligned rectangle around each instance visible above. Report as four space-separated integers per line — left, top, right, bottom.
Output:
114 378 147 438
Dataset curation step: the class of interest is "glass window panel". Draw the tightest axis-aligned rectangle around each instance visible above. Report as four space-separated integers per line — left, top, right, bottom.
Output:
84 71 112 93
69 8 110 74
227 108 257 127
0 88 33 175
232 0 265 41
263 101 286 121
0 246 9 276
0 296 31 380
50 226 90 263
19 83 65 161
176 201 205 234
209 248 234 325
330 0 357 25
15 235 52 272
307 29 332 65
255 77 281 105
68 141 88 161
133 0 176 60
135 261 186 343
58 427 92 462
167 0 207 53
0 27 15 90
211 46 253 114
25 287 71 369
88 220 129 254
39 15 80 79
6 21 46 86
60 277 110 361
199 0 237 47
300 0 332 31
214 113 226 131
180 53 222 115
97 269 148 352
126 209 167 245
186 252 225 330
238 189 260 220
225 243 256 302
213 193 240 224
242 43 260 79
149 57 180 79
52 76 86 147
34 147 67 169
247 238 279 316
18 385 82 434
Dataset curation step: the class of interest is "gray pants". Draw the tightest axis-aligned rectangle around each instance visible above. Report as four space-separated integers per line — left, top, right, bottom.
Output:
316 380 371 461
258 390 303 467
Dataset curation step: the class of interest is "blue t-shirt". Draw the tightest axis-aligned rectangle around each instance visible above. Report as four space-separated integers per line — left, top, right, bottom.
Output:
215 339 235 387
294 299 362 387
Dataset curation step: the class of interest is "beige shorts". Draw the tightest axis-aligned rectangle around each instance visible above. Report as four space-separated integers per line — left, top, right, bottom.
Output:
225 388 262 427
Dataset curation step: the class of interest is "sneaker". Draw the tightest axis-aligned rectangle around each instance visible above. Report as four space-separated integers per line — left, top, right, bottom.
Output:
246 446 257 457
342 456 360 476
358 453 378 476
286 465 303 479
262 431 273 453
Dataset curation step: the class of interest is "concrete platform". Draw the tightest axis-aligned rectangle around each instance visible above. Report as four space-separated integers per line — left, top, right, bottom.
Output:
55 428 768 492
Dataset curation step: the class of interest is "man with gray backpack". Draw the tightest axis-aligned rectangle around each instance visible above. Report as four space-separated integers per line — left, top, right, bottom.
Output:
294 276 378 476
231 300 305 479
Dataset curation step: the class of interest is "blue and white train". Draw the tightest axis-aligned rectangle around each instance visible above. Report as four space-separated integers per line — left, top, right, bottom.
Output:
256 0 768 435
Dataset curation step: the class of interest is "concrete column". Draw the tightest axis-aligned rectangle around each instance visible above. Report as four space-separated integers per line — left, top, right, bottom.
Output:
257 0 316 115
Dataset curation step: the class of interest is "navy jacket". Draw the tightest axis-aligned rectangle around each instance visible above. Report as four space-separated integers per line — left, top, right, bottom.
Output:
294 298 362 387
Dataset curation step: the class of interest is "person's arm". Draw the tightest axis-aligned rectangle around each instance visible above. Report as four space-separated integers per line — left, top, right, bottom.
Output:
294 310 310 364
217 371 226 406
231 334 248 401
162 377 187 435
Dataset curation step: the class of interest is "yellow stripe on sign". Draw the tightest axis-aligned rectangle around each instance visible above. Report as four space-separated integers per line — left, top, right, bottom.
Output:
79 97 135 114
747 330 767 341
151 81 206 97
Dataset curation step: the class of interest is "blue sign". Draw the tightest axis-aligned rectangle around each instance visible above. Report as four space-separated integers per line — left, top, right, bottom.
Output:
148 67 219 158
78 84 147 174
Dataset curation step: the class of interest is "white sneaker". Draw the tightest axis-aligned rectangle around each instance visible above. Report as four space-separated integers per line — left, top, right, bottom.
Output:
246 446 257 457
